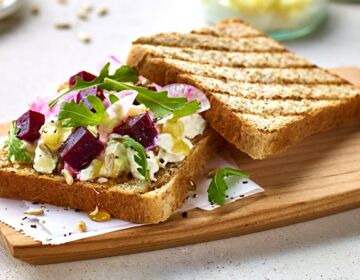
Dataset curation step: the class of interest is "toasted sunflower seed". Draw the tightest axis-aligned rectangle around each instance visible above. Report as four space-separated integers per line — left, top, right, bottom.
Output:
97 6 108 17
82 1 93 12
31 5 40 15
55 23 72 30
77 9 88 20
64 168 74 186
76 221 87 233
77 31 91 43
24 208 44 216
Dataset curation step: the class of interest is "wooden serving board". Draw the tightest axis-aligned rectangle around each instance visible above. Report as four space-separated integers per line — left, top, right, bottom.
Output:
1 68 360 265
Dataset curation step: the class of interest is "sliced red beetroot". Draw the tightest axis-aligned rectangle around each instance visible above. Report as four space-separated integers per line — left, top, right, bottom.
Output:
76 86 105 111
69 71 97 87
59 127 104 171
16 110 45 142
113 113 158 149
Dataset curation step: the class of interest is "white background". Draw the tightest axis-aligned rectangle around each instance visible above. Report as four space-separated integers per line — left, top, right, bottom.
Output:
0 1 360 279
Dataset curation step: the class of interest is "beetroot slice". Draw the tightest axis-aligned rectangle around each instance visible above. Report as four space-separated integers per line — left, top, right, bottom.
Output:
69 71 97 87
113 113 158 149
59 127 104 171
16 110 45 142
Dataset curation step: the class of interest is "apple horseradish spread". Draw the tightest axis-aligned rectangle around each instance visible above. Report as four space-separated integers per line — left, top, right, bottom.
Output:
4 62 250 209
6 63 209 184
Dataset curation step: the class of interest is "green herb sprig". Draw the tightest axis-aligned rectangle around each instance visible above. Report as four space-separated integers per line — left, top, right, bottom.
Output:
104 78 193 119
49 63 138 108
207 167 249 206
58 96 106 127
4 121 31 163
50 63 202 121
112 136 149 180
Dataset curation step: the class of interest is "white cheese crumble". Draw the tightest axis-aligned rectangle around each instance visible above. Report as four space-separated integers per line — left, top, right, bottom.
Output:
79 142 129 181
33 141 57 174
146 151 159 181
157 133 188 167
178 114 207 139
156 113 206 167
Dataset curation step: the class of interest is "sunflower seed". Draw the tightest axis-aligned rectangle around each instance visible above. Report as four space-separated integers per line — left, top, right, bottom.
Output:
24 208 44 216
76 221 87 233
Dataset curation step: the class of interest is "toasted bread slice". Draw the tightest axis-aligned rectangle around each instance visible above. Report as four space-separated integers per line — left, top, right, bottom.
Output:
127 19 360 159
0 129 222 224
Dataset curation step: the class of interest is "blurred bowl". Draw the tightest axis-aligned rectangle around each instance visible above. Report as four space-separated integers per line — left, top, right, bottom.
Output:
201 0 329 40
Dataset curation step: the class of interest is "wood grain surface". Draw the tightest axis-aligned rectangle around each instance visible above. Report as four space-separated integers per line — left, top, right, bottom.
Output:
0 68 359 265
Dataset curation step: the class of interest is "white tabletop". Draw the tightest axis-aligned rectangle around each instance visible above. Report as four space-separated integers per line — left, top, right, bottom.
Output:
1 1 360 279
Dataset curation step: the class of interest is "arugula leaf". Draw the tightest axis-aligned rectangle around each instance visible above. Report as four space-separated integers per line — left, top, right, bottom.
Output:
207 167 249 206
49 64 138 108
104 78 188 119
5 121 31 163
109 94 119 104
172 101 200 120
58 96 106 127
109 65 139 83
113 136 149 180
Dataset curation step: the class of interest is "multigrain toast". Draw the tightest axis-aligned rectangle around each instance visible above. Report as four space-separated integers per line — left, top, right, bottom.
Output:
0 129 221 224
127 19 360 159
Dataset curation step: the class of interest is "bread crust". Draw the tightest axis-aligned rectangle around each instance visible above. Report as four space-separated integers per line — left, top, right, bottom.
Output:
0 129 222 224
126 20 360 159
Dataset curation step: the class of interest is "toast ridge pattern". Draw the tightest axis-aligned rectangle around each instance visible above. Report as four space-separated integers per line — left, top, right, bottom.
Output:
127 19 360 159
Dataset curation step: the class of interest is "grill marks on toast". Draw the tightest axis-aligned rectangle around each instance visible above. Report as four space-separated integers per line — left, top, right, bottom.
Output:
131 45 313 68
132 29 357 125
128 20 360 158
160 59 344 85
191 20 262 38
134 33 286 52
179 73 355 121
129 21 360 136
213 94 343 116
185 75 357 100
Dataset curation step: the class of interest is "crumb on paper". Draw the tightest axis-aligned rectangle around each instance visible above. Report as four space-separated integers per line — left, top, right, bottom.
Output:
77 9 88 21
24 208 44 216
57 0 67 5
82 1 93 13
97 6 108 17
54 23 72 30
31 5 40 16
76 221 87 233
77 31 91 43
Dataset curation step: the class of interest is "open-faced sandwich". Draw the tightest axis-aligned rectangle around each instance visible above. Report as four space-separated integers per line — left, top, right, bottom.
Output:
1 19 360 224
0 64 224 224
